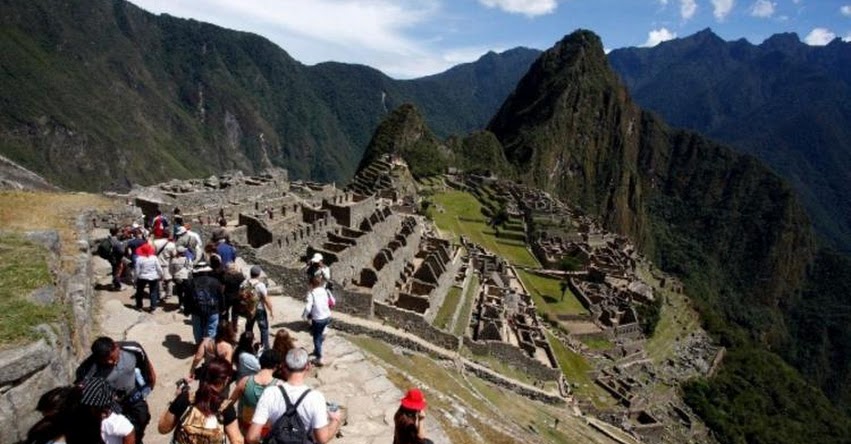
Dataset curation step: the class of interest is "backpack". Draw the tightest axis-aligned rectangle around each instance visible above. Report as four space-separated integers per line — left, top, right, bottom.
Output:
191 283 219 316
237 279 260 319
267 387 312 444
174 405 225 444
97 238 113 260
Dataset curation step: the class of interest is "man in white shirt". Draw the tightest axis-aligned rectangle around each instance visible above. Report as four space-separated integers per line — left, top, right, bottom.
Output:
247 348 342 444
303 274 333 366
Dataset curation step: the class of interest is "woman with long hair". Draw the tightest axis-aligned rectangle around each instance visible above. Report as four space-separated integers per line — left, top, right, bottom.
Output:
234 330 260 381
393 388 432 444
189 320 236 380
158 358 243 444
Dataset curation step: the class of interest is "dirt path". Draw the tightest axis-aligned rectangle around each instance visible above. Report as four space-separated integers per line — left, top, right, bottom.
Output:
92 257 449 444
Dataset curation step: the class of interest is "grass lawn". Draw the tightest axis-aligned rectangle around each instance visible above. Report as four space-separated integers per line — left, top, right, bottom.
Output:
452 274 479 336
579 336 614 351
0 191 116 348
433 286 462 330
516 269 588 316
431 190 538 267
546 331 616 408
0 234 59 346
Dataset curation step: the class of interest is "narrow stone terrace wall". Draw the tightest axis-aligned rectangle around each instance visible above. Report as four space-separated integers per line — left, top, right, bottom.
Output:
0 211 110 443
374 302 460 351
463 337 562 381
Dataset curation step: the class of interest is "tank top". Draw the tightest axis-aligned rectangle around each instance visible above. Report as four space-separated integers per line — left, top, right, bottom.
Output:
239 376 278 429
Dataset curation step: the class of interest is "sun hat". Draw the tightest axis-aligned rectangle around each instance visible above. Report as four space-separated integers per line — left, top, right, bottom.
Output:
175 226 187 236
80 377 115 408
310 252 324 264
400 388 426 411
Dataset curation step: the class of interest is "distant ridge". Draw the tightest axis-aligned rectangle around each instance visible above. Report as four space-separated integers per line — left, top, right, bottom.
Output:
608 28 851 252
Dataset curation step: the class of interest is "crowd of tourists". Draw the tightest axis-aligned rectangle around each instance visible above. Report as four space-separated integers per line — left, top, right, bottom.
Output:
26 207 433 444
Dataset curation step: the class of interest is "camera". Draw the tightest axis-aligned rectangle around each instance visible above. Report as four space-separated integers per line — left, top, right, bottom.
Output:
176 378 189 393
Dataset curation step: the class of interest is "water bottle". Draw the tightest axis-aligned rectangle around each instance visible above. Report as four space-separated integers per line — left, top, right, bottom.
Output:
134 368 145 387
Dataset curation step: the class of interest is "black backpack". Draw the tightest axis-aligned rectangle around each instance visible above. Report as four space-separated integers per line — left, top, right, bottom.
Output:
192 286 219 316
96 238 113 260
267 387 312 444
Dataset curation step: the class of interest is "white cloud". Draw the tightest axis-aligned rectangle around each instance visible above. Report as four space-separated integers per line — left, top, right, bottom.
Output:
804 28 836 45
711 0 734 20
750 0 775 17
845 33 851 42
680 0 698 19
643 27 677 46
478 0 558 17
841 5 851 17
658 0 669 5
127 0 477 78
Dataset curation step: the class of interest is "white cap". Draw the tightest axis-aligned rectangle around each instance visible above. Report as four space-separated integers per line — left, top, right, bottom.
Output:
310 253 323 264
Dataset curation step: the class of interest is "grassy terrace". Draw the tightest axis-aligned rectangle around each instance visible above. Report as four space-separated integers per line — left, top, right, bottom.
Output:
452 274 479 336
430 189 539 268
432 286 462 330
0 191 115 348
515 269 588 316
546 331 615 408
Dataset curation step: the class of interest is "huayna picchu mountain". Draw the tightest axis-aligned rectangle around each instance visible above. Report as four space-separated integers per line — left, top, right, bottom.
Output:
482 29 849 443
0 0 539 191
608 29 851 253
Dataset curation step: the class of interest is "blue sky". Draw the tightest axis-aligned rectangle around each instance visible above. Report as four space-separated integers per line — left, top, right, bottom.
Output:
128 0 851 78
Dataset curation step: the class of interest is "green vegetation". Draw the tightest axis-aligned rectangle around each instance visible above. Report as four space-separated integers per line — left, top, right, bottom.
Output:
430 189 538 267
0 234 58 346
359 104 447 178
516 269 587 316
452 274 479 336
578 336 612 351
546 331 614 408
432 286 461 330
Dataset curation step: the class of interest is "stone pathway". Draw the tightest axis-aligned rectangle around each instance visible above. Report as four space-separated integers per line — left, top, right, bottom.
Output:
92 257 449 444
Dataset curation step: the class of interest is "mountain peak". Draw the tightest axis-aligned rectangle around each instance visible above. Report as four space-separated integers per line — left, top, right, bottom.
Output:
760 32 802 51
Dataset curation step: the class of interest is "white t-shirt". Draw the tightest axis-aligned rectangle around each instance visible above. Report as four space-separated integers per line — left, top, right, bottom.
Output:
101 412 134 444
252 382 329 432
303 287 332 321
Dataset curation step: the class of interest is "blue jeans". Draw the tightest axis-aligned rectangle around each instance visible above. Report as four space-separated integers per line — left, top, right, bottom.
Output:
310 317 331 361
192 312 219 344
245 310 270 350
135 279 159 310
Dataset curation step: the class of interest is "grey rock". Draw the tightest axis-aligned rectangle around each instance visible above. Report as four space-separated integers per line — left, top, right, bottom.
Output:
23 230 60 255
28 285 57 306
0 340 52 385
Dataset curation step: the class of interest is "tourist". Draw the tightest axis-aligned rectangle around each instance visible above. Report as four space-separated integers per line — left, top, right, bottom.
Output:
246 348 342 444
216 234 238 267
133 243 163 313
243 266 273 351
157 358 243 444
189 320 236 380
78 377 135 444
221 262 246 326
303 273 333 367
306 252 331 286
174 225 201 264
234 330 261 381
172 207 184 238
271 329 296 379
150 209 169 240
186 261 224 344
74 337 156 444
152 236 175 299
26 386 75 444
106 227 126 291
169 246 192 312
228 349 283 435
393 388 431 444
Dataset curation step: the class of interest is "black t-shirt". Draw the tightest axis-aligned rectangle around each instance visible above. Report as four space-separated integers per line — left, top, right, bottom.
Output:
168 391 237 425
221 271 245 302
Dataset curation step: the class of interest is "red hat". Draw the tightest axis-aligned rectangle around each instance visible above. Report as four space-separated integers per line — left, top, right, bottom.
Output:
400 388 426 411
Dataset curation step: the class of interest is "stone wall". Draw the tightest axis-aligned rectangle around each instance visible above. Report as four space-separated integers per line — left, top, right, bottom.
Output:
0 213 103 443
331 319 564 405
330 212 404 288
374 302 460 351
359 220 422 303
463 337 561 381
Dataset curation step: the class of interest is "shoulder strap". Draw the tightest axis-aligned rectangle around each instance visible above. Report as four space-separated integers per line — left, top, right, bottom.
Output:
279 386 311 412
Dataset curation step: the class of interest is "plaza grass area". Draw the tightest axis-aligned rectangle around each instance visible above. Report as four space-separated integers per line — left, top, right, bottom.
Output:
452 274 479 336
430 190 538 268
546 331 615 408
433 286 462 330
516 269 588 316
